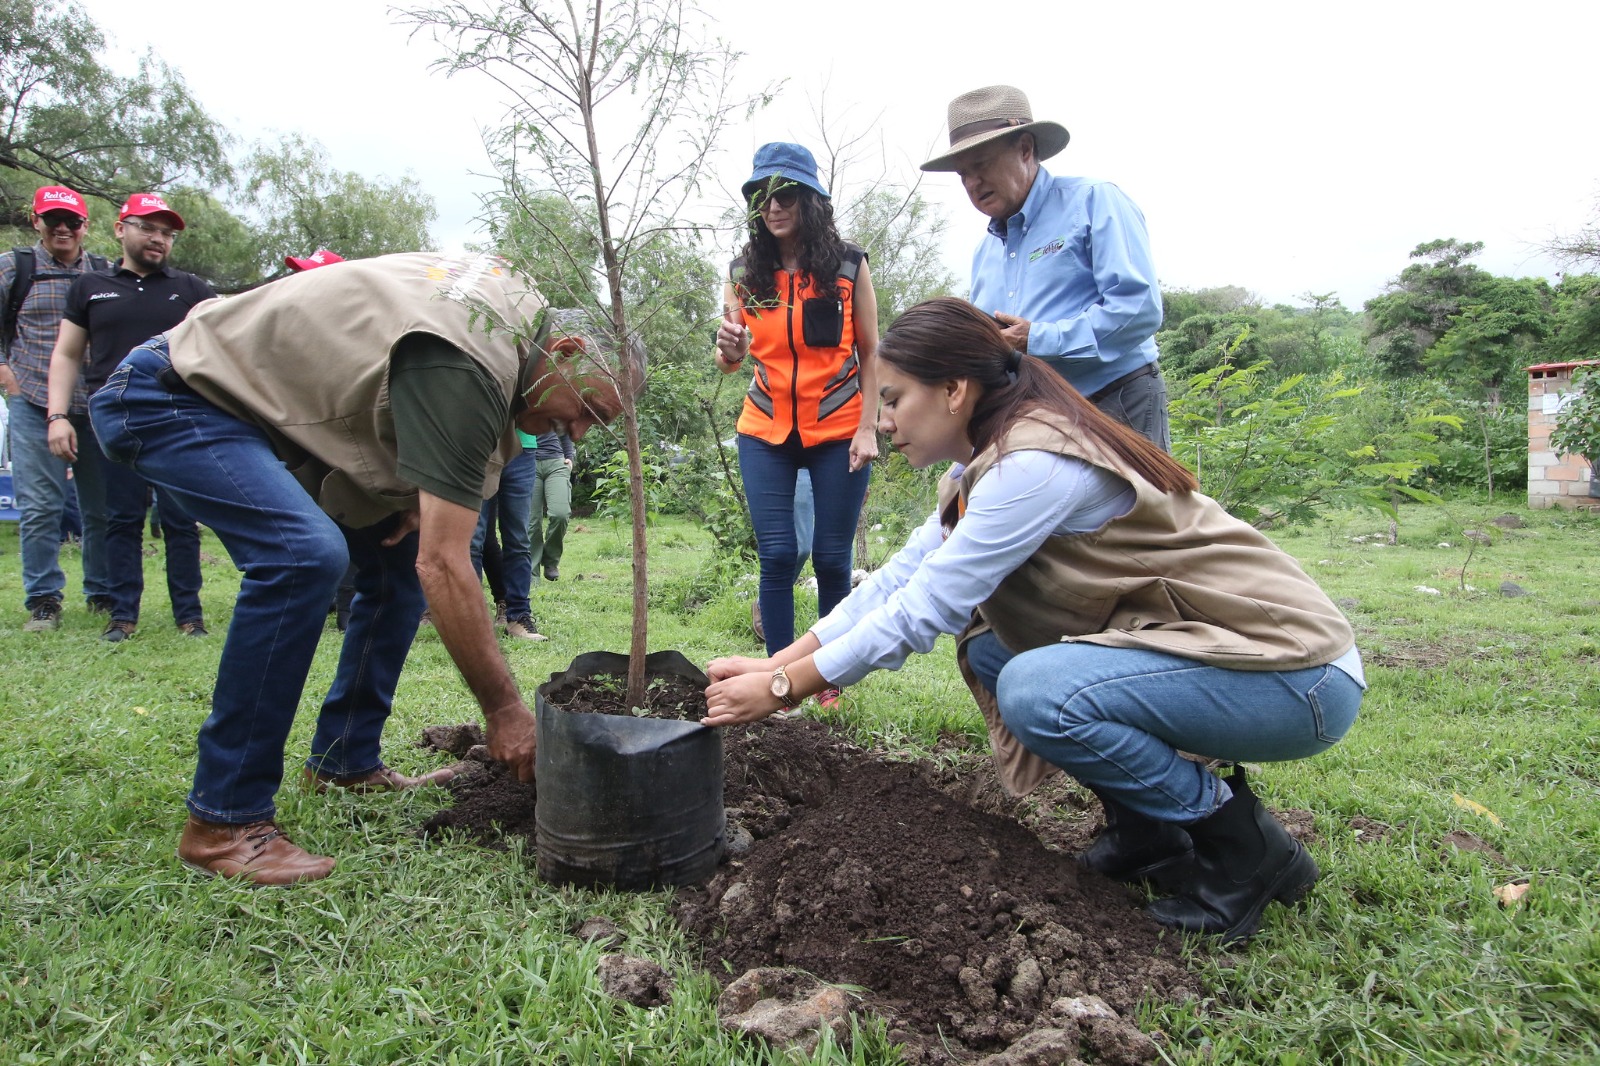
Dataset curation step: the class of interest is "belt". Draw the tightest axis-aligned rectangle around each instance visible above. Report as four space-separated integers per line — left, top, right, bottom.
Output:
1088 361 1160 403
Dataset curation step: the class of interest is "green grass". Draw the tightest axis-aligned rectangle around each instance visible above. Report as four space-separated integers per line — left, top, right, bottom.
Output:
3 500 1599 1064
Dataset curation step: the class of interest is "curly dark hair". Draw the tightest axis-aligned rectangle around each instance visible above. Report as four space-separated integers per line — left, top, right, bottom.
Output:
735 181 845 308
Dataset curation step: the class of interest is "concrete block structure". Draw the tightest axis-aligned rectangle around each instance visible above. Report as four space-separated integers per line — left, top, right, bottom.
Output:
1527 360 1599 510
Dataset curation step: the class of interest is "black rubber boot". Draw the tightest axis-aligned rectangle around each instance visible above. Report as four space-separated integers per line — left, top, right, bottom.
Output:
1078 789 1194 885
1146 767 1319 946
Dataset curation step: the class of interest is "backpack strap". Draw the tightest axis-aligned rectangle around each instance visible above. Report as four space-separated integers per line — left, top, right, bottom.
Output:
2 247 36 352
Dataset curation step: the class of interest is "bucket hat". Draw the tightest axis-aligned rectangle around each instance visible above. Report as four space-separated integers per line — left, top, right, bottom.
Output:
921 85 1069 172
741 142 829 202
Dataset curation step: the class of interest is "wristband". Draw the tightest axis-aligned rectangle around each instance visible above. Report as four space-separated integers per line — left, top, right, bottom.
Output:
47 413 70 423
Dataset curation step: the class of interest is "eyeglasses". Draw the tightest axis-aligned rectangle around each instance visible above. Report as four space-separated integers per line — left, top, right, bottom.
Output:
39 213 86 231
123 217 179 240
755 188 801 212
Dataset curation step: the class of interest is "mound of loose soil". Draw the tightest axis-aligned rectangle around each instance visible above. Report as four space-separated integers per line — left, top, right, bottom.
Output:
419 716 1201 1062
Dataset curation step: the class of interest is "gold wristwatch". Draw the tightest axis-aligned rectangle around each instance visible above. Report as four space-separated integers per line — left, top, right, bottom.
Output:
769 665 800 709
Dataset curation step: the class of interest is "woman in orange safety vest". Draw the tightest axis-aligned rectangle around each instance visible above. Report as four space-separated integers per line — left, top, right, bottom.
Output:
715 143 880 704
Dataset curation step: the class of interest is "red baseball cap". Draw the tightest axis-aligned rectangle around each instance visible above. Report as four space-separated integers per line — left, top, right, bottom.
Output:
119 192 186 230
33 186 89 218
284 249 346 272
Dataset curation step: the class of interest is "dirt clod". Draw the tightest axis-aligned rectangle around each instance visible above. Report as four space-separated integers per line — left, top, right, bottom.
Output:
717 968 853 1056
597 953 673 1008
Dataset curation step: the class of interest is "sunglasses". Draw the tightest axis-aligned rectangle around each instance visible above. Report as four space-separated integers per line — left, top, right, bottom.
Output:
755 187 802 212
39 213 86 231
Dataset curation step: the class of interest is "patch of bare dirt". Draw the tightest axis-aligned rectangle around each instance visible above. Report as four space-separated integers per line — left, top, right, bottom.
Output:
421 716 1203 1063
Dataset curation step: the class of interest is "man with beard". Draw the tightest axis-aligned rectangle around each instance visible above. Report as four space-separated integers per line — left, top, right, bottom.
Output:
46 193 217 641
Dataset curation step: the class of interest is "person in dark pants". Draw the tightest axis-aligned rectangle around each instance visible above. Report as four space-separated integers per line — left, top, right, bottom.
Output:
46 193 216 640
87 252 625 885
715 144 880 708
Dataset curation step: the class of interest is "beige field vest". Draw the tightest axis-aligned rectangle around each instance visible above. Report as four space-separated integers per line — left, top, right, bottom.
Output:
168 252 546 528
944 412 1355 794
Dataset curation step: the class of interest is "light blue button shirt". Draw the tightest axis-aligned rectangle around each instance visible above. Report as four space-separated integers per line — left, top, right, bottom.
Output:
968 166 1163 398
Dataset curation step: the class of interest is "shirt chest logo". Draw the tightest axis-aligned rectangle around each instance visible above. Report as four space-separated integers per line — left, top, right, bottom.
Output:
1028 238 1067 263
88 292 121 302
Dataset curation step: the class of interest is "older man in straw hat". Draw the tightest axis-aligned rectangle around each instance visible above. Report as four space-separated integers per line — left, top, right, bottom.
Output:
924 85 1169 449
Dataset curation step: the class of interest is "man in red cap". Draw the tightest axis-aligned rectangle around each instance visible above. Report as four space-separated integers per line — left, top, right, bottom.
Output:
1 186 113 631
46 193 218 641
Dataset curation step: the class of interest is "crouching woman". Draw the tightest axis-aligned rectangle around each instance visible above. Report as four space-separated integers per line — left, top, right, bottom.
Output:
702 296 1364 946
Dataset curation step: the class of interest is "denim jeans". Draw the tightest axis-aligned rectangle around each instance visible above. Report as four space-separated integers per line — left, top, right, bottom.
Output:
738 432 870 655
304 513 427 781
92 338 415 824
6 394 112 607
528 456 571 577
471 447 536 619
101 456 204 625
971 632 1362 823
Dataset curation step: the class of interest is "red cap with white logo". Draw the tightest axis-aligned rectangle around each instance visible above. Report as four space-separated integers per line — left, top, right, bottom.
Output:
119 192 186 230
33 186 89 218
284 249 346 272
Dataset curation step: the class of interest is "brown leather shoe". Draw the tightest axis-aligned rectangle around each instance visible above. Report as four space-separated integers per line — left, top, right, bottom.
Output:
302 763 457 794
178 816 335 885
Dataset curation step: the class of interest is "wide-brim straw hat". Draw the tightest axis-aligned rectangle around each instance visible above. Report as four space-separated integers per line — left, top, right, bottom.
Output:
921 85 1070 172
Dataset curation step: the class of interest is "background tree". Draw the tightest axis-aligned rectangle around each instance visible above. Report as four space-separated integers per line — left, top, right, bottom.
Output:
0 0 228 219
1363 239 1493 376
238 134 438 276
405 0 761 704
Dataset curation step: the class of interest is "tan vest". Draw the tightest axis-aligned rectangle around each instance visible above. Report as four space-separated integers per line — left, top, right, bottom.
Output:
168 252 546 528
943 412 1355 795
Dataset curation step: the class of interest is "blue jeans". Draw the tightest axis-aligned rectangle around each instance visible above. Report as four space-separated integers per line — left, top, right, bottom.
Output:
101 456 204 625
92 339 423 823
738 433 870 655
971 632 1362 823
471 447 536 619
793 468 815 574
7 394 111 607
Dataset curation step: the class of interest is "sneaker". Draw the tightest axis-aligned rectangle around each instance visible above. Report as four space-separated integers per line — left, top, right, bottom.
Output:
815 687 842 711
24 598 63 632
178 620 209 637
86 595 115 615
101 619 137 643
493 601 508 625
543 564 560 581
505 616 548 642
417 610 433 627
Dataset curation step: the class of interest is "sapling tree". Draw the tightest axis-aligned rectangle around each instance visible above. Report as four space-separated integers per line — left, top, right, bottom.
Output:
402 0 762 705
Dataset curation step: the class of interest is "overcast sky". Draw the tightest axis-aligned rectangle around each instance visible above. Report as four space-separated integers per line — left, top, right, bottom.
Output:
82 0 1599 311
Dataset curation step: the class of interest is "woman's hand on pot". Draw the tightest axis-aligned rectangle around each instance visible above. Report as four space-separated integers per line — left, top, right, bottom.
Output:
849 425 879 472
702 671 780 727
706 654 771 683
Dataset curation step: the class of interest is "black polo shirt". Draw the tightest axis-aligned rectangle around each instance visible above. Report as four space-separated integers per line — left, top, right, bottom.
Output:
64 262 217 390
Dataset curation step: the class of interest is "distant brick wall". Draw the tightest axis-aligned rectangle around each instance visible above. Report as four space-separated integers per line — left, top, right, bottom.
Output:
1527 360 1599 510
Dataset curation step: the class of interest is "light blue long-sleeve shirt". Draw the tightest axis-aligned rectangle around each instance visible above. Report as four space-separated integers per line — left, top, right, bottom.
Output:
968 167 1163 398
810 451 1365 690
